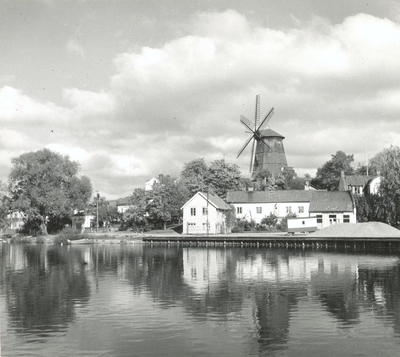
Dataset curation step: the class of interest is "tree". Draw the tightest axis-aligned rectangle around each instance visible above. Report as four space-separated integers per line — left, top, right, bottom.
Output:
375 146 400 228
146 177 189 230
92 196 120 228
180 158 208 196
312 151 354 191
121 189 148 229
0 180 11 230
205 160 243 199
253 170 285 191
9 148 93 234
261 213 278 231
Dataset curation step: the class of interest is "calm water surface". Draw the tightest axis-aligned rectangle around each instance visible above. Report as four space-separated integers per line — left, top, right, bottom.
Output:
1 242 400 357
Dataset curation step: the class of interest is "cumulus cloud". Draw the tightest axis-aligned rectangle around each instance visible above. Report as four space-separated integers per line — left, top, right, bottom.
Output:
1 10 399 199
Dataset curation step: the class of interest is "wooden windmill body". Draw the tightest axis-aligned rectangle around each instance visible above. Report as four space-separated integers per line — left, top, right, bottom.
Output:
237 95 291 179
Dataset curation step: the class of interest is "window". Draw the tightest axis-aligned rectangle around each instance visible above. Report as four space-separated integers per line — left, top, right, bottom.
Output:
286 206 292 214
237 207 242 214
190 208 196 216
343 215 350 223
188 223 196 226
256 207 262 214
317 215 322 224
202 207 208 215
298 206 304 214
329 214 337 225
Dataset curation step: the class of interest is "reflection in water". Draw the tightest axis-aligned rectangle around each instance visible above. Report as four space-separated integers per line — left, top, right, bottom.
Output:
1 245 91 337
1 243 400 356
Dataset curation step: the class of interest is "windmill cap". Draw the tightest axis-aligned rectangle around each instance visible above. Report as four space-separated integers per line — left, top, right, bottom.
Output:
260 128 284 138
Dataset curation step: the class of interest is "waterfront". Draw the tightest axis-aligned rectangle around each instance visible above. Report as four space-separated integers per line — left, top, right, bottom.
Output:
1 243 400 356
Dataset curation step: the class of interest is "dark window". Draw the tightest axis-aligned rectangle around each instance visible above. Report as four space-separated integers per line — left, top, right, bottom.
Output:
190 208 196 216
344 215 350 223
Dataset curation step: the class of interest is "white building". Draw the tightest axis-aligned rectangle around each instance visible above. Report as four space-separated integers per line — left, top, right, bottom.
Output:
226 190 356 229
181 192 233 235
145 177 160 191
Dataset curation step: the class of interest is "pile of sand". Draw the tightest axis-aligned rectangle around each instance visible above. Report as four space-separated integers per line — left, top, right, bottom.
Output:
309 222 400 238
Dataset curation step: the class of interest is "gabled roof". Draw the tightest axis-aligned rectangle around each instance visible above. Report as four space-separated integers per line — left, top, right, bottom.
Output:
346 175 374 186
226 190 313 203
226 190 354 213
182 192 232 211
309 191 354 212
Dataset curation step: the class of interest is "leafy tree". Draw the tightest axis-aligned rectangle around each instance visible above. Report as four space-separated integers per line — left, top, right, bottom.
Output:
311 151 354 191
121 189 148 229
146 177 189 230
354 163 379 176
92 196 120 228
70 176 93 210
8 148 92 234
261 213 278 231
180 158 208 196
253 170 285 191
375 146 400 227
205 160 243 199
0 180 11 229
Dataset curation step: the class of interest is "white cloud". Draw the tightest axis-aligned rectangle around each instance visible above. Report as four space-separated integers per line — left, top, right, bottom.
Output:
63 88 116 117
1 10 400 199
0 86 69 123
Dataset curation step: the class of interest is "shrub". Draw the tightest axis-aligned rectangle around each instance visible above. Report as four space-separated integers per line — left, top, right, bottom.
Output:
231 226 244 233
57 227 91 241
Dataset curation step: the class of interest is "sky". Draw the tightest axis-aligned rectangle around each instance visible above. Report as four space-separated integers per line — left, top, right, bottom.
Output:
1 0 399 200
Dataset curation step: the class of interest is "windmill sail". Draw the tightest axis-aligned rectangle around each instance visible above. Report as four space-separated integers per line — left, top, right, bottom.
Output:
237 95 276 173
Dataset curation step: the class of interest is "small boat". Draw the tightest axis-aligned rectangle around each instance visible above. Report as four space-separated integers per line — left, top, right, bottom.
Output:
68 238 95 245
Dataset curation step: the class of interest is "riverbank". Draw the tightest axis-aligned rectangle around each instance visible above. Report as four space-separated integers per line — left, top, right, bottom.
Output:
2 222 400 245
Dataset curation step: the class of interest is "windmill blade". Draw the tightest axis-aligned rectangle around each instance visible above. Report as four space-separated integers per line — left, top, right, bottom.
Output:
258 138 271 150
249 136 256 173
254 94 260 129
240 115 255 133
237 134 254 158
257 107 274 131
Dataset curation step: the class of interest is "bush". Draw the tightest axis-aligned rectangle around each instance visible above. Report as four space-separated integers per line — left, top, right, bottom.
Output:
57 227 91 241
231 226 244 233
237 218 256 231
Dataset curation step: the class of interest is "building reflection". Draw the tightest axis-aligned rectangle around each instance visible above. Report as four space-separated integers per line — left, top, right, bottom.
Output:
2 243 400 352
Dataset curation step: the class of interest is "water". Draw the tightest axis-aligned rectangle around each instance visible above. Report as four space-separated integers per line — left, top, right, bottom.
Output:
1 243 400 357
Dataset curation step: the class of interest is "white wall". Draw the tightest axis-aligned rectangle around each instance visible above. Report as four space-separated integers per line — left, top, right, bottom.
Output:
233 202 310 224
182 194 227 234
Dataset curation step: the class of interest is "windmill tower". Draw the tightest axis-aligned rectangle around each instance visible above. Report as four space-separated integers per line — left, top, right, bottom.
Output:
237 95 291 178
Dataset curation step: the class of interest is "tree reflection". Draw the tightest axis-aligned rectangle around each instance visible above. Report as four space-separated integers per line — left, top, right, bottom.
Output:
1 245 91 336
358 264 400 335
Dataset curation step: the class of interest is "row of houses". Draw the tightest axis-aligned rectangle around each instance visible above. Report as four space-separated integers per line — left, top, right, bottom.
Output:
182 189 356 234
3 173 380 234
181 172 382 235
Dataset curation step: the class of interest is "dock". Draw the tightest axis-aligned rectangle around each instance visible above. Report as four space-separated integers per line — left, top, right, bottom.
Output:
142 234 400 250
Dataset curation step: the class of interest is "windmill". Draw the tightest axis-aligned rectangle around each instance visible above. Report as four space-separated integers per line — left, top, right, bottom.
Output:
237 95 291 177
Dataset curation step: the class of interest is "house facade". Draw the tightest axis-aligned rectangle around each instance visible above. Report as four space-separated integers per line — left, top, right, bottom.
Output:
226 190 356 229
116 196 133 214
71 211 94 232
338 172 380 196
181 192 233 235
145 177 160 191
